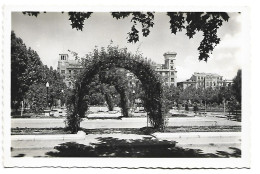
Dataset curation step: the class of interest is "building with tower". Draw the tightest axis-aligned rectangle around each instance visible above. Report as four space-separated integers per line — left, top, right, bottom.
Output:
57 51 178 88
153 52 177 86
122 52 178 87
57 53 83 88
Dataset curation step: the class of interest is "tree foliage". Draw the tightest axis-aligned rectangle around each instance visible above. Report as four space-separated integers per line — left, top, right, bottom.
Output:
24 65 68 112
11 31 68 112
22 11 230 61
11 31 44 104
232 69 241 104
163 84 235 107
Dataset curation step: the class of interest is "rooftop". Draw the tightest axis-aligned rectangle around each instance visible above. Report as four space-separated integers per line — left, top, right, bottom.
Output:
193 72 222 77
163 51 177 56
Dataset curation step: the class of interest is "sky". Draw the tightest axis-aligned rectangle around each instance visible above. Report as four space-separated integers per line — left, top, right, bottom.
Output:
11 12 243 82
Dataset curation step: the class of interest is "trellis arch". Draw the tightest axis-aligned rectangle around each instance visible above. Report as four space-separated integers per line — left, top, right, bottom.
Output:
67 46 166 133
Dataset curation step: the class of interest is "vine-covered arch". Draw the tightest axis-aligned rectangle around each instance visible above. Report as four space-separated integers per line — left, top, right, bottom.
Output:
67 46 166 133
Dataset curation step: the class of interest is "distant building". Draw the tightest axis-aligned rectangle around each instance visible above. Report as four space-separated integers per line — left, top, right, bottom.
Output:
153 52 177 86
57 54 83 88
177 72 233 89
57 51 178 88
127 52 178 87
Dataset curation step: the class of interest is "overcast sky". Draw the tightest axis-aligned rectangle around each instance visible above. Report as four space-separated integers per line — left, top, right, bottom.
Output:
11 12 242 82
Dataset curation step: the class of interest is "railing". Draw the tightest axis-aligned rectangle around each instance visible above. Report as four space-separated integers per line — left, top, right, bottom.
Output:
227 110 241 122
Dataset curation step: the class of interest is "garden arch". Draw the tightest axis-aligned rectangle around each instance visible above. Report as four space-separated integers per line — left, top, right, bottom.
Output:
67 47 166 133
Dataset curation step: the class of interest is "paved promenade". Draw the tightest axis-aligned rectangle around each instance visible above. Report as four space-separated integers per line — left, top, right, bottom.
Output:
10 113 241 158
11 132 241 157
11 116 240 129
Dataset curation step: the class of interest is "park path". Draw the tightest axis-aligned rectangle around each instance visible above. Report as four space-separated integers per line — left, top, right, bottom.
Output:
11 132 240 157
11 116 241 129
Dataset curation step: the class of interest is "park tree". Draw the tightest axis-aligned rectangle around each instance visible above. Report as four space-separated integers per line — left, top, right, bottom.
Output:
24 83 48 113
11 31 44 110
24 65 68 112
22 12 230 62
218 86 232 103
179 86 197 103
11 31 68 112
163 85 181 107
232 69 242 104
224 69 242 115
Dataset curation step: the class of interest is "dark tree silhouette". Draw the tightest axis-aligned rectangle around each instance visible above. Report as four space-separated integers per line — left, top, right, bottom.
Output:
232 69 242 104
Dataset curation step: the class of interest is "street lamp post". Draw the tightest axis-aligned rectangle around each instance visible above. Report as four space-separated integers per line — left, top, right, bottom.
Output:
46 82 49 110
132 90 135 112
61 89 64 107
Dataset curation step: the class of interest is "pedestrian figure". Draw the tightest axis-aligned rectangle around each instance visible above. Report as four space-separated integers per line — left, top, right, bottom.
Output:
185 101 189 111
193 102 198 115
177 103 180 111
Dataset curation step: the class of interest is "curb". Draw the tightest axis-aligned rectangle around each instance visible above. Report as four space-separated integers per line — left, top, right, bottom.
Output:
152 132 241 139
152 132 241 145
11 131 86 141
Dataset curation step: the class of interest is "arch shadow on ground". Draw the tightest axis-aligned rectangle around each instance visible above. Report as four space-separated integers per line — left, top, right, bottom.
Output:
44 137 241 158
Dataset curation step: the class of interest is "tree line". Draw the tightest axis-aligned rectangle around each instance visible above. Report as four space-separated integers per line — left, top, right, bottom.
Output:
163 70 241 112
11 30 241 115
11 31 68 113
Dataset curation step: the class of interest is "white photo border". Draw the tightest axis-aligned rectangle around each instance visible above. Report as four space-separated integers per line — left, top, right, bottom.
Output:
2 4 251 168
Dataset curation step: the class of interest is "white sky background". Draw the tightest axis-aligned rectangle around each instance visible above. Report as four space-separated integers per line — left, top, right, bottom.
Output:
11 12 242 82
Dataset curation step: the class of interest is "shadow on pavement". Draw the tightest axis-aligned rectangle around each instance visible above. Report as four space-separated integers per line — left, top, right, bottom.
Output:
45 137 241 158
13 153 26 157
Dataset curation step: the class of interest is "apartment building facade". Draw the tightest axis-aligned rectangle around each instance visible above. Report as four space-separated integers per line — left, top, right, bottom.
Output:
177 72 233 89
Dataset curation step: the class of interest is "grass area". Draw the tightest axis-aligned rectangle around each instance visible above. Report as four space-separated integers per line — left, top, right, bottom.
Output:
11 128 71 135
11 125 241 135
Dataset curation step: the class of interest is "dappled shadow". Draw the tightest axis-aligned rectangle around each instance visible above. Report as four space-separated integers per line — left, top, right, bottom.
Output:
13 153 25 157
45 137 241 158
216 147 241 157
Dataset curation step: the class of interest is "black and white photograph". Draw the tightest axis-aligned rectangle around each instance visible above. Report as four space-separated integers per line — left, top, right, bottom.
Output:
1 1 253 170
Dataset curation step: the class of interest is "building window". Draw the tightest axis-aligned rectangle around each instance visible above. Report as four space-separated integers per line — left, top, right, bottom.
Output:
170 66 174 70
171 78 174 82
171 72 174 75
61 55 66 60
69 70 72 74
61 70 65 74
170 60 174 63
